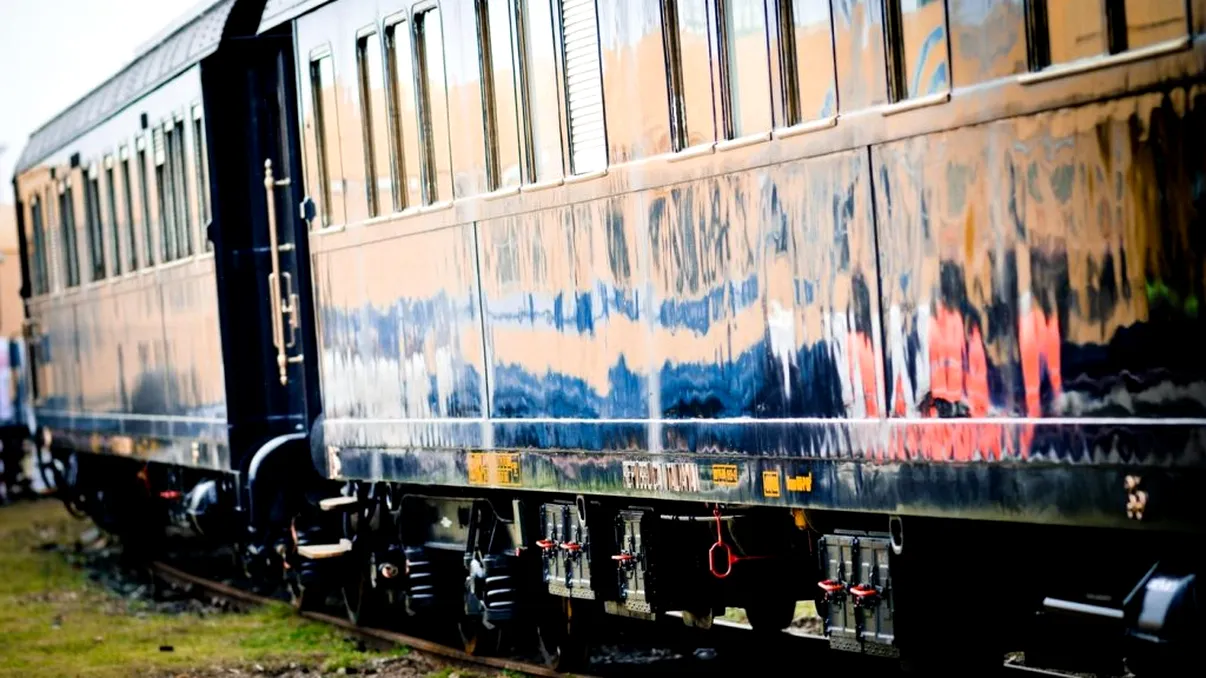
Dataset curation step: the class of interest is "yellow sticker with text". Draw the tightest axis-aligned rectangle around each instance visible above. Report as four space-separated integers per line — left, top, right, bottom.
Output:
762 470 781 498
467 452 522 487
712 464 739 487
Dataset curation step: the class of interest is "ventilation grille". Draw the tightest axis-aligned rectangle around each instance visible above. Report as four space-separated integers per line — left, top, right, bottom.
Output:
560 0 606 174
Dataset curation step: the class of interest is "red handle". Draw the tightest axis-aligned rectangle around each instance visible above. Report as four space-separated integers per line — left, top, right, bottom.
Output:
849 584 879 599
535 539 556 550
817 579 845 594
561 541 581 552
612 553 634 562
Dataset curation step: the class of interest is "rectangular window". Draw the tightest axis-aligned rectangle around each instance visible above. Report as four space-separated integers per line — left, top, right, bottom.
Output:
120 149 139 271
193 107 212 250
717 0 773 138
480 0 523 189
888 0 950 100
832 0 888 111
516 0 565 183
415 6 455 202
137 143 155 266
947 0 1027 87
84 170 106 282
778 0 837 124
386 19 424 210
170 120 192 257
1123 0 1187 49
105 161 122 276
310 53 344 226
663 0 714 150
560 0 607 173
357 32 386 216
1046 0 1108 64
155 127 178 262
29 196 50 295
59 183 80 288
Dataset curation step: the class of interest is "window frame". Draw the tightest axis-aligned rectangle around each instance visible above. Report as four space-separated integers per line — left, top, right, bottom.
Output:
83 162 107 283
28 194 50 296
712 0 775 143
309 46 337 226
413 2 455 204
103 154 123 277
136 135 156 268
1022 0 1191 77
118 146 139 272
58 177 81 289
192 104 212 251
356 26 386 218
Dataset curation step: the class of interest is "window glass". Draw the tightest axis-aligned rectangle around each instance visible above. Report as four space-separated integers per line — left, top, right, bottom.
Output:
358 32 389 217
947 0 1026 87
597 0 669 163
193 109 212 250
482 0 523 188
519 0 565 182
415 7 455 201
171 120 192 257
137 144 155 266
780 0 837 123
156 128 178 262
443 0 489 197
310 54 345 226
84 172 106 281
719 0 772 137
898 0 949 98
29 196 50 295
664 0 714 149
1123 0 1187 49
387 20 424 210
1046 0 1107 64
105 163 122 275
120 152 139 271
59 184 80 287
832 0 888 110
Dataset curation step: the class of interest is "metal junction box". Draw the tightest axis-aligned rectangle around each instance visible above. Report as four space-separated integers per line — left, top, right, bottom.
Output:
819 532 897 657
614 509 654 614
539 502 596 599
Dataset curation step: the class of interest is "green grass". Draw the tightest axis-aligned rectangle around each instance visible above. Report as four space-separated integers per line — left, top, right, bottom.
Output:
0 499 409 677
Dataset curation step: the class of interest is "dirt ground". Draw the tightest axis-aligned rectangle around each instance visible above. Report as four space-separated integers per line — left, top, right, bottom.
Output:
0 498 500 678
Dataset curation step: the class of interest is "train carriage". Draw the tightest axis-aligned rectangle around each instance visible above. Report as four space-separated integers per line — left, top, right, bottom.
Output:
11 0 1206 673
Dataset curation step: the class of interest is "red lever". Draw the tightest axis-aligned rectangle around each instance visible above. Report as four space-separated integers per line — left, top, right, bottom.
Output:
536 539 556 550
817 579 845 594
159 490 182 500
561 541 581 552
611 553 634 562
849 584 879 603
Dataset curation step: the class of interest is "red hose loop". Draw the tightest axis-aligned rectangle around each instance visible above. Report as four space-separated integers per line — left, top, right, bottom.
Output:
709 540 735 578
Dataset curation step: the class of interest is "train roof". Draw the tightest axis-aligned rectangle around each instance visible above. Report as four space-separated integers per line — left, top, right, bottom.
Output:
12 0 235 176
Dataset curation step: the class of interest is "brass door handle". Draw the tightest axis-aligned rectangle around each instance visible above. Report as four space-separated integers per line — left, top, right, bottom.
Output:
263 159 304 385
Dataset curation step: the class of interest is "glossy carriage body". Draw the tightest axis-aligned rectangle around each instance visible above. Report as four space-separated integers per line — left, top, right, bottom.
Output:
9 0 1206 671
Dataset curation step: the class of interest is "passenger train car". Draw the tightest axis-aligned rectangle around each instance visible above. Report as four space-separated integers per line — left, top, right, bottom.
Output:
12 0 1206 672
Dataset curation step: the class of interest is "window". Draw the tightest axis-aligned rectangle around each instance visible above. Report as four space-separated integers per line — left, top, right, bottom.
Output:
137 141 155 266
516 0 565 183
169 120 192 257
480 0 523 189
1123 0 1188 49
84 169 106 281
58 182 80 288
120 149 139 271
886 0 949 100
105 160 122 276
193 107 212 250
155 128 179 261
357 31 389 217
414 6 455 202
310 53 344 225
717 0 773 138
386 19 424 210
664 0 715 150
947 0 1027 87
559 0 607 172
832 0 888 111
1030 0 1188 70
29 196 50 295
778 0 837 123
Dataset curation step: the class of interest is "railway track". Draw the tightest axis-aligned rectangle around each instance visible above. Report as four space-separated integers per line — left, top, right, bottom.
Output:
149 559 1079 678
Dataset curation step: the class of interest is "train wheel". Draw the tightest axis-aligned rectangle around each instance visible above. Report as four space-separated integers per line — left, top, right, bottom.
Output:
459 617 504 656
535 596 590 671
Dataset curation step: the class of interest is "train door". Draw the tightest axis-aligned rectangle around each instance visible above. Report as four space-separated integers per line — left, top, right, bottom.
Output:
202 22 321 476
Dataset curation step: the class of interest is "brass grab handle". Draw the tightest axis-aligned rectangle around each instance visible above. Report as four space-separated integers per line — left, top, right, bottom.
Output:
264 159 304 385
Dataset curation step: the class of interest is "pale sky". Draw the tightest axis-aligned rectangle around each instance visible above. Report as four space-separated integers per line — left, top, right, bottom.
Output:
0 0 201 203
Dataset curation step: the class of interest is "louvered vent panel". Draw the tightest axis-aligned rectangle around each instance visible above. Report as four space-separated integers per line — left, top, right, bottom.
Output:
560 0 606 174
